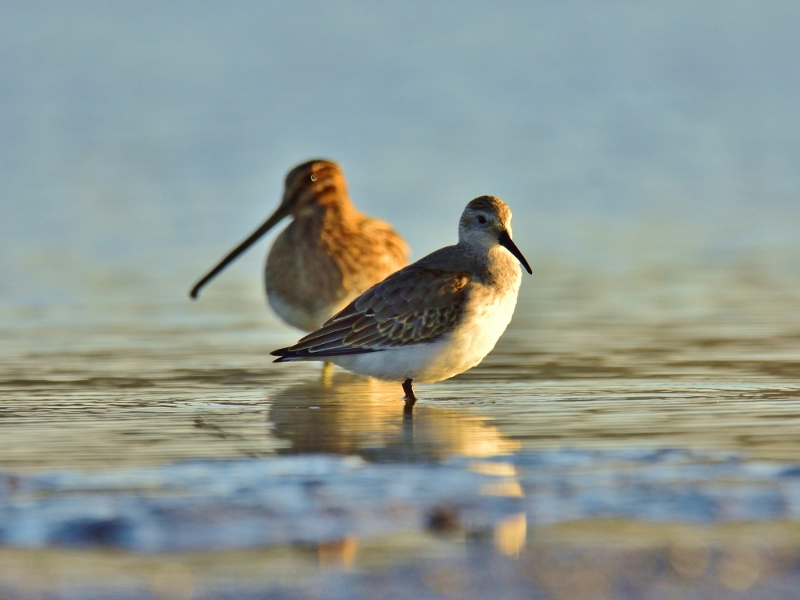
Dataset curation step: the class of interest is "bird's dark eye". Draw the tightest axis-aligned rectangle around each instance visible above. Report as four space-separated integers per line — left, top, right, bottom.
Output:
477 215 487 225
310 174 318 182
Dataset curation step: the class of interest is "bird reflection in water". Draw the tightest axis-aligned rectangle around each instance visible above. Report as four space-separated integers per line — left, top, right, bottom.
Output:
267 372 520 461
267 373 527 560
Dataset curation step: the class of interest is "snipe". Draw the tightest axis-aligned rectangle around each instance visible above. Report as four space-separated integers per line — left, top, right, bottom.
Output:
190 159 409 332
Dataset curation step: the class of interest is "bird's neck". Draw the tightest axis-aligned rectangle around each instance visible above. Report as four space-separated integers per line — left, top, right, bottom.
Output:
463 244 521 290
319 193 362 234
289 193 363 247
294 189 359 226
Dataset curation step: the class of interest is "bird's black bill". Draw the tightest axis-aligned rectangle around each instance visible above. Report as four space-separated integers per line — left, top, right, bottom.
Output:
498 230 532 274
189 204 291 299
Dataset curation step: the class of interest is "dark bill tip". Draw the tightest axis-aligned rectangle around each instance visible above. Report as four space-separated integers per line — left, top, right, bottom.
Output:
188 204 292 299
498 230 532 274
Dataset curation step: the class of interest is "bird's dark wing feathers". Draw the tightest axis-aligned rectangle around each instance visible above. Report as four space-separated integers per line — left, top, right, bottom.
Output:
271 267 471 360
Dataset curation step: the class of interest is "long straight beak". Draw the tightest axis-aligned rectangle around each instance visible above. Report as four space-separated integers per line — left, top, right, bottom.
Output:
189 204 292 299
497 230 532 274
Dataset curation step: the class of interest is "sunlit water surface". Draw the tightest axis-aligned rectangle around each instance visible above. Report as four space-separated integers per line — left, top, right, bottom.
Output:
4 2 800 596
2 259 800 599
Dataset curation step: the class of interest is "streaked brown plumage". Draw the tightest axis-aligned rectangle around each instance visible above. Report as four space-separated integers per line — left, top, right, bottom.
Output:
190 159 409 332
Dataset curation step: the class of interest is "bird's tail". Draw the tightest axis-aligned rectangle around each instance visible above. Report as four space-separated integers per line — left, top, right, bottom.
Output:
270 347 301 363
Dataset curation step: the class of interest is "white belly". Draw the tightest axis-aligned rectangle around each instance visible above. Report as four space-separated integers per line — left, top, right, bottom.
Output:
331 279 520 383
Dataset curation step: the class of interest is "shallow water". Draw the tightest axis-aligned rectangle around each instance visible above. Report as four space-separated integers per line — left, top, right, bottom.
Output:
2 259 800 598
4 2 800 597
3 260 800 471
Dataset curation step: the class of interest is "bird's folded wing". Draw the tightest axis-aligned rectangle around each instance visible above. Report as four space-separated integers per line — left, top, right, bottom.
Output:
272 267 471 359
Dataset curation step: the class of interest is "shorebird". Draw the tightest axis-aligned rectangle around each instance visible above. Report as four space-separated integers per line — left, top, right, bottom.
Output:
272 195 532 412
189 159 409 333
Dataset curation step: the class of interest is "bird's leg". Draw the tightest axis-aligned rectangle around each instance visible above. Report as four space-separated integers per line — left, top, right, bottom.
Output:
402 378 417 414
322 361 334 386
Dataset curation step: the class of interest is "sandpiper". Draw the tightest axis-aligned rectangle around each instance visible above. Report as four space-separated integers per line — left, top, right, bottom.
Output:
272 195 532 412
189 159 409 332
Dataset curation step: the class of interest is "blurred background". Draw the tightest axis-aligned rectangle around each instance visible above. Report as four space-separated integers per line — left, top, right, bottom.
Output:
3 1 799 307
3 2 800 599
